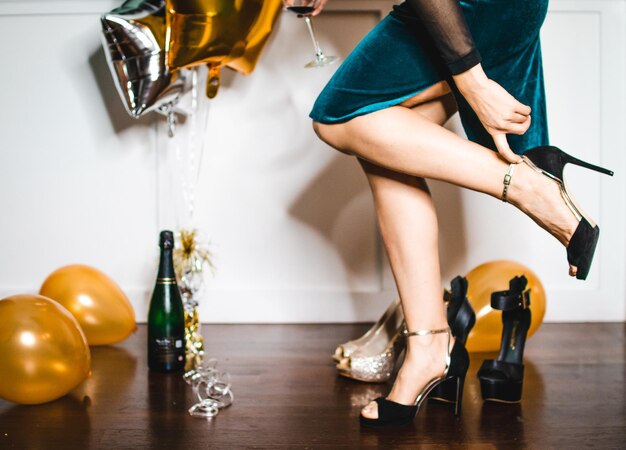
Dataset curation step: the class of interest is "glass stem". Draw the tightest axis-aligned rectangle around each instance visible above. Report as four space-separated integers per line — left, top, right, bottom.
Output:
304 16 324 59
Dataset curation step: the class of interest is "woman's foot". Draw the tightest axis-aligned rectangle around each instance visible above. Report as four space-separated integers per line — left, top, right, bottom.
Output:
360 329 453 420
505 160 581 277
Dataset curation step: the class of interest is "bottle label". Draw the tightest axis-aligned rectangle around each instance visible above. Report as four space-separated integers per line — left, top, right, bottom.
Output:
151 336 185 364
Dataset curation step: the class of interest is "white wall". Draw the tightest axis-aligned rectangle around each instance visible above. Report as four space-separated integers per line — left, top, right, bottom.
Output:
0 0 624 323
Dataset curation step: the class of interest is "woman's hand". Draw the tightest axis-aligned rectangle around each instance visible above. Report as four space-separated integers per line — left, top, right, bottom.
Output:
311 0 330 16
283 0 328 17
453 64 531 163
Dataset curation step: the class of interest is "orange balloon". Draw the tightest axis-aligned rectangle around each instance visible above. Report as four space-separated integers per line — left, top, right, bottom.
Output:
0 295 91 405
39 265 136 346
465 260 546 353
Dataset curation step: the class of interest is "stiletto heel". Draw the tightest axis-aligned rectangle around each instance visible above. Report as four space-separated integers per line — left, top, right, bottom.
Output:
511 145 614 280
332 298 402 363
523 145 614 180
429 275 475 404
477 275 531 403
359 327 469 428
561 152 614 176
454 374 465 417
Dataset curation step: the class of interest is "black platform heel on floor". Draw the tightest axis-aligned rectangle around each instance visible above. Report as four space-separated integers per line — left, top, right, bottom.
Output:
477 275 531 403
429 275 475 404
515 145 614 280
359 327 470 428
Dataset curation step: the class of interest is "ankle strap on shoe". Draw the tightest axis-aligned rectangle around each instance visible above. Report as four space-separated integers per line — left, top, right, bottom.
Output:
492 289 531 310
501 162 518 203
402 327 450 337
403 327 452 374
491 275 531 310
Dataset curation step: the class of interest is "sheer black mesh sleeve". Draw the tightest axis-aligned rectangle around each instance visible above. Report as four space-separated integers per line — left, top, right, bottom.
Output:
402 0 482 74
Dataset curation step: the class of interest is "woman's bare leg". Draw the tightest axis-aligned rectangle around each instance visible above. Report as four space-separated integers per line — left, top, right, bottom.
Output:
313 94 580 276
312 82 581 418
356 91 458 419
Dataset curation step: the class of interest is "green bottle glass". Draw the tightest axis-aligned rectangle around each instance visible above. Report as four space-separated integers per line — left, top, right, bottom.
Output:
148 230 186 372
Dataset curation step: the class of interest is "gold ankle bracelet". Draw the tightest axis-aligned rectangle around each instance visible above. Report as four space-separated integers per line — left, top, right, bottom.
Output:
501 162 518 203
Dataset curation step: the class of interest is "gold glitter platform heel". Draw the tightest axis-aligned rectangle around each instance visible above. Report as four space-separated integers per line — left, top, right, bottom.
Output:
337 277 474 383
336 320 407 383
332 298 403 363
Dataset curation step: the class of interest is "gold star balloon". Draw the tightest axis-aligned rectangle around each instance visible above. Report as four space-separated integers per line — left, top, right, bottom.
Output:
226 0 283 75
165 0 279 98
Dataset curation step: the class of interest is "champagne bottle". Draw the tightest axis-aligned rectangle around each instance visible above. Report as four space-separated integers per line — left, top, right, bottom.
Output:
148 230 186 372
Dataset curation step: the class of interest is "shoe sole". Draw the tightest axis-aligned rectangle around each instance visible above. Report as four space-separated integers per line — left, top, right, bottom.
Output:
479 379 523 403
337 369 390 384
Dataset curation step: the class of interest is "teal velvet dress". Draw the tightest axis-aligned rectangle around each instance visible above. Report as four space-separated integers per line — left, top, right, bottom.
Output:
309 0 550 155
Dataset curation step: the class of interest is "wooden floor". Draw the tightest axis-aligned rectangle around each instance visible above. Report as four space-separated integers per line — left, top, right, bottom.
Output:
1 323 625 449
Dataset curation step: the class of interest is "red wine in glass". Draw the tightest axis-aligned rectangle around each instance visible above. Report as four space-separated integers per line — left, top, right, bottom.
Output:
286 6 315 15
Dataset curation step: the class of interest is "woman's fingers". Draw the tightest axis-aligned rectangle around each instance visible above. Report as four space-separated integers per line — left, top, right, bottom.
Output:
457 75 531 159
493 134 522 163
501 115 531 135
312 0 329 15
509 112 529 124
490 113 530 162
515 102 532 116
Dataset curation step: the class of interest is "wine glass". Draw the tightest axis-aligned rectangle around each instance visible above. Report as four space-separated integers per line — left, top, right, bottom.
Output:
283 0 339 68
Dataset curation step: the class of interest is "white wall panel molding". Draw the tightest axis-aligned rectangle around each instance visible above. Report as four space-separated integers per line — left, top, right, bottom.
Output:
540 0 626 320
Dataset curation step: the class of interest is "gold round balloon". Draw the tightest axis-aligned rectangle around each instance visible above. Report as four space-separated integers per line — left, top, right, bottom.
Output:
0 295 91 405
39 265 136 346
226 0 282 75
465 260 546 353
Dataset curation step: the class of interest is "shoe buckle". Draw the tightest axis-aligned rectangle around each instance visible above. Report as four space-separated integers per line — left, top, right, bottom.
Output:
501 163 517 203
519 289 531 309
443 288 451 306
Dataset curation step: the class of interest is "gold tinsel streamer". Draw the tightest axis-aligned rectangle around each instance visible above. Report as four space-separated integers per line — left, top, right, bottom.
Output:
174 229 215 278
173 228 215 370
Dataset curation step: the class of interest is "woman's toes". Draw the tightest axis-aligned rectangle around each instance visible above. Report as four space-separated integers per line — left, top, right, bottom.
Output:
569 264 578 277
360 401 378 419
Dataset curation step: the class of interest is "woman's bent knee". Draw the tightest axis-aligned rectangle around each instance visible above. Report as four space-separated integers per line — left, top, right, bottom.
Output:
312 120 325 140
312 120 343 148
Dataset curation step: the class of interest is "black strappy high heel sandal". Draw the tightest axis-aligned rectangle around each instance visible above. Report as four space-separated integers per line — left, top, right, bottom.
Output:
477 275 531 403
509 145 614 280
429 275 475 403
359 327 470 428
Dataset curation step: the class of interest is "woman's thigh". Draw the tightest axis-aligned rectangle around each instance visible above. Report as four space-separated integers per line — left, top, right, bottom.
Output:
313 87 456 153
398 80 451 108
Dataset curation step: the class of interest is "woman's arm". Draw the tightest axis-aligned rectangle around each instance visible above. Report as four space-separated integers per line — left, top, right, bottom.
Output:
316 0 479 74
454 65 531 163
400 1 532 161
402 0 481 75
402 1 530 161
312 0 532 162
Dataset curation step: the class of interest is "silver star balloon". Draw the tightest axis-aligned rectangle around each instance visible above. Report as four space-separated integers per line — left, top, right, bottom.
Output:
100 0 186 118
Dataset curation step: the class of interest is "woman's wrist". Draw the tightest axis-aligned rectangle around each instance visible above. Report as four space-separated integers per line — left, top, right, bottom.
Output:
453 64 489 95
